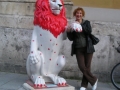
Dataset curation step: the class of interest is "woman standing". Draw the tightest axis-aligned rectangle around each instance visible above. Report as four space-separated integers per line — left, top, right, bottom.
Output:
67 7 98 90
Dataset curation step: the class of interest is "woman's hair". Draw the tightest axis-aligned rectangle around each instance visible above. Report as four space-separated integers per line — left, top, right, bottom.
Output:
73 7 85 17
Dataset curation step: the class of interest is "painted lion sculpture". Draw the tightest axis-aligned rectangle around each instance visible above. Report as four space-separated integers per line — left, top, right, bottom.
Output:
26 0 67 87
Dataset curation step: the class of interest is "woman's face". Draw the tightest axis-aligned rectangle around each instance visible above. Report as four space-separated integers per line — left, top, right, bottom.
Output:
75 10 83 21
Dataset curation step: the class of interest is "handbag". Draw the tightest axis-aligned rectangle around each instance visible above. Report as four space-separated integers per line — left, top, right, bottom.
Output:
90 34 99 45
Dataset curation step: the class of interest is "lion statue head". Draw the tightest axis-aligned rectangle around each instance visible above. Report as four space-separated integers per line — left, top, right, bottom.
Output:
34 0 67 38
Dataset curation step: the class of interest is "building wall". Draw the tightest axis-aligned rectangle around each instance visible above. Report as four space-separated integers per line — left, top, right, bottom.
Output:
71 0 120 9
0 0 120 82
71 6 120 23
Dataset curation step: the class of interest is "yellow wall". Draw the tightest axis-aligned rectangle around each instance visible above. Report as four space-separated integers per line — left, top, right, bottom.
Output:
71 0 120 9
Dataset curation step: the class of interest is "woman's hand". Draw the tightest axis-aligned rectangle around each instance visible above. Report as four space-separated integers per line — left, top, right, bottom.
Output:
70 22 82 32
65 25 72 32
66 21 83 32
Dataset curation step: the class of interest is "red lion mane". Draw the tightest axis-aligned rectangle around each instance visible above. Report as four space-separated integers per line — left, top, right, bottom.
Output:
34 0 67 38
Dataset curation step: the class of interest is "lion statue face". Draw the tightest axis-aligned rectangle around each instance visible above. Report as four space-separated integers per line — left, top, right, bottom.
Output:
34 0 67 38
49 0 63 15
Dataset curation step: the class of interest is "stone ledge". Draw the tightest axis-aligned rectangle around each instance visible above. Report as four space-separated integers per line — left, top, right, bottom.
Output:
0 2 35 16
0 1 73 18
0 0 36 2
0 15 34 29
0 0 71 2
64 2 73 5
0 0 72 3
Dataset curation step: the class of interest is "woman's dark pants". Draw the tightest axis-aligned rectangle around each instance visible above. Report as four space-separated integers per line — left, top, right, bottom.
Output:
75 48 97 88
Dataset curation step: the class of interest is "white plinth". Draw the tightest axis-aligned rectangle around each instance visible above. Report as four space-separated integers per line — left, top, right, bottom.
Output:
23 80 75 90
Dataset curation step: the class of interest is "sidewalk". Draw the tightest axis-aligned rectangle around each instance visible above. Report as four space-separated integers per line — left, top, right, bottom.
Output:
0 72 116 90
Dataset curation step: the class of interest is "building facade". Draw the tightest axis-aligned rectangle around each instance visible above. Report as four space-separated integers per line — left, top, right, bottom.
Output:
0 0 120 81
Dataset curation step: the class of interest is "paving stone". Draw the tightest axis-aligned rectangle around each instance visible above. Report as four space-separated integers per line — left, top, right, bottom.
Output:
0 72 8 77
0 72 117 90
0 73 21 86
0 74 28 90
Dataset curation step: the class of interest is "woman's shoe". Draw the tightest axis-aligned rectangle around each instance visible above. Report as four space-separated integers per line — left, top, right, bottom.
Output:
92 79 98 90
80 87 86 90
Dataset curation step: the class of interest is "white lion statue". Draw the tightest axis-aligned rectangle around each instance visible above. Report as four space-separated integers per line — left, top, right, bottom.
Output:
26 0 67 88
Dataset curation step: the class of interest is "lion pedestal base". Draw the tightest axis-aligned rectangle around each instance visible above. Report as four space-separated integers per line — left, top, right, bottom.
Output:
23 80 75 90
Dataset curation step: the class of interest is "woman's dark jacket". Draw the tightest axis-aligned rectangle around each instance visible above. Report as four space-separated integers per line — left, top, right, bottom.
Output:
67 20 95 56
